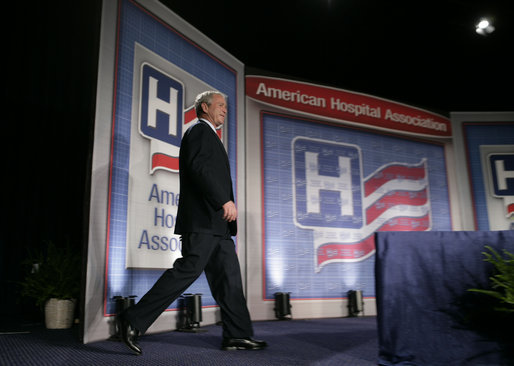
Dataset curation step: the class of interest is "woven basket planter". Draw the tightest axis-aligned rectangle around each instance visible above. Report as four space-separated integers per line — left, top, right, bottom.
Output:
45 298 76 329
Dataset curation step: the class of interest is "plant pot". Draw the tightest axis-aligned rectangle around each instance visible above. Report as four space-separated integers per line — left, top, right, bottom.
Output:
44 298 76 329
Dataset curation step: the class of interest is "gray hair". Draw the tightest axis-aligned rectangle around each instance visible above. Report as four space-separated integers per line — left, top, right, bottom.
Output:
194 90 224 118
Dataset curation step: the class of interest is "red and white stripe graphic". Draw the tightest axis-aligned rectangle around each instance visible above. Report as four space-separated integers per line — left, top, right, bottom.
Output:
315 159 430 271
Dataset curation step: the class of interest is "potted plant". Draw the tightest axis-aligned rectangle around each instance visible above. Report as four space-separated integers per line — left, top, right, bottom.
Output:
465 245 514 360
19 240 81 329
468 245 514 313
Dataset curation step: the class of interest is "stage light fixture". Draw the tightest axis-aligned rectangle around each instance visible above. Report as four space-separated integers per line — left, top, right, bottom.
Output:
177 293 206 332
112 295 137 340
475 18 495 36
347 290 364 317
274 292 292 320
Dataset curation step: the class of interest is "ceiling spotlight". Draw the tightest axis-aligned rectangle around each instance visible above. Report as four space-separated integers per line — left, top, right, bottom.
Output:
475 18 495 36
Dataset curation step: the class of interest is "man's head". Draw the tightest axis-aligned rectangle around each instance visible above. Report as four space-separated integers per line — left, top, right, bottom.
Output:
194 91 227 128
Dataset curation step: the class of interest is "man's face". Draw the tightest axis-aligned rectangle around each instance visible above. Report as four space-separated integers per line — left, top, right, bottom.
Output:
202 94 227 128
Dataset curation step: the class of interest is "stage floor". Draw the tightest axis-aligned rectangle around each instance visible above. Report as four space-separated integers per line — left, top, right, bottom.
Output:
0 316 378 365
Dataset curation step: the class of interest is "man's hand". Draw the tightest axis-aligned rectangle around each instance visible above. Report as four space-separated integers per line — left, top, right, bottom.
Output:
222 201 237 222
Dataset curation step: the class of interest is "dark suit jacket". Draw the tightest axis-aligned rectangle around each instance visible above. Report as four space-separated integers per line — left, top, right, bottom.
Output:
175 120 237 236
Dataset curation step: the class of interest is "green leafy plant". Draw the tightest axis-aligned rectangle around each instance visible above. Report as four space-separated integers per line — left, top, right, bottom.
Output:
19 240 81 308
468 245 514 313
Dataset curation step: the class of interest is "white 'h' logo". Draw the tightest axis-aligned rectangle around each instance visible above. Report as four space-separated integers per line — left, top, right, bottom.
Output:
495 159 514 191
305 152 354 216
147 76 179 137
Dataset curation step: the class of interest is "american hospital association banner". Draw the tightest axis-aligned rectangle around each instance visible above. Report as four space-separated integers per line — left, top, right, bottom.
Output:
246 76 453 302
100 0 239 316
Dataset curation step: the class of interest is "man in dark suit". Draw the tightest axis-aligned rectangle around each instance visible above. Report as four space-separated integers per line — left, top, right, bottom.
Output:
119 91 266 355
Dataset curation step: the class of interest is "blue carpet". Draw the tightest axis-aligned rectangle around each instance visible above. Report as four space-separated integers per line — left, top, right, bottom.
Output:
0 316 378 365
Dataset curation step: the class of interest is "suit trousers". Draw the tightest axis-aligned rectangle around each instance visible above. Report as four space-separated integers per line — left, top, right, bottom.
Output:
125 231 254 339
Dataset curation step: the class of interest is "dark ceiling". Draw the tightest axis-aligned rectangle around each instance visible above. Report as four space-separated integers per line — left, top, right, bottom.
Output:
160 0 514 115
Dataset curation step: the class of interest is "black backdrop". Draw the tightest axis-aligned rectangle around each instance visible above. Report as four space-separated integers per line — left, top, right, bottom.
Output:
1 0 102 325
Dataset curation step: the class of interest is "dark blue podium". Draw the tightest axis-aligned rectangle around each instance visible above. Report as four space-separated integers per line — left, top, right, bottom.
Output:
375 230 514 365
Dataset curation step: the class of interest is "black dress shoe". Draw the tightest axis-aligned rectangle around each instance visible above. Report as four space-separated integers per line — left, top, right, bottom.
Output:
221 337 267 350
118 313 142 355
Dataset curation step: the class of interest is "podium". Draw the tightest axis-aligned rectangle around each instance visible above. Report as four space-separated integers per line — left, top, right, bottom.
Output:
375 230 514 365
